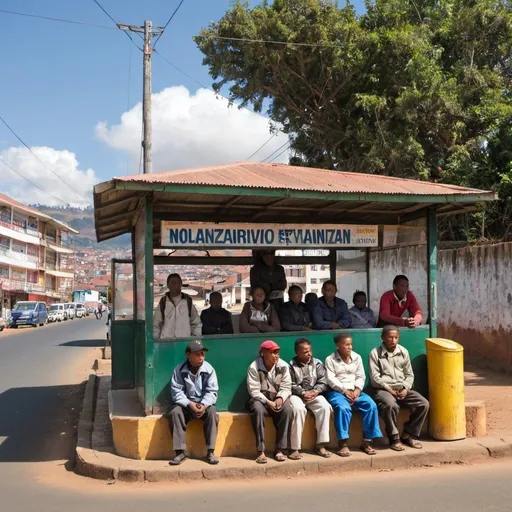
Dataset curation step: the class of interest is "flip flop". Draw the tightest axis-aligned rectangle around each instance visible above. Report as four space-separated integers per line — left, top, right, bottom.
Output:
360 442 377 455
255 454 267 464
335 446 351 457
314 447 332 458
288 450 302 460
274 452 286 462
401 437 423 449
169 452 187 466
389 441 405 451
206 453 220 465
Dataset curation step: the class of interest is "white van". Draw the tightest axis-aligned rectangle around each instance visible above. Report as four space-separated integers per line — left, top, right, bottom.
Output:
63 303 76 320
48 303 65 322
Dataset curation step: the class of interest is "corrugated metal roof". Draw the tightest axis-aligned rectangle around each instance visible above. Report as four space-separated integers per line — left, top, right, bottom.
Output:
0 192 78 234
112 161 488 196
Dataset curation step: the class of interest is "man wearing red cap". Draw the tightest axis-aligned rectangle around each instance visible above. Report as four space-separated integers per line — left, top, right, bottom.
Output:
247 340 293 464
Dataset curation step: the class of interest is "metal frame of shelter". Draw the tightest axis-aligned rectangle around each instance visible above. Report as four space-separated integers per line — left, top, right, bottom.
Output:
94 162 496 414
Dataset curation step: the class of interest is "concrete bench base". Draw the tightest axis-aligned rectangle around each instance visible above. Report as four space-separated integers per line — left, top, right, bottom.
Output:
109 390 486 460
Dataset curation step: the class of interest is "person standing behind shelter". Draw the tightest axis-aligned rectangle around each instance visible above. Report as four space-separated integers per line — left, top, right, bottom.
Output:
200 292 233 335
250 250 287 312
167 340 219 466
324 334 382 456
279 285 312 331
368 325 429 451
154 273 202 339
378 275 422 328
247 340 294 464
239 287 281 333
289 339 332 459
311 280 352 330
350 291 376 329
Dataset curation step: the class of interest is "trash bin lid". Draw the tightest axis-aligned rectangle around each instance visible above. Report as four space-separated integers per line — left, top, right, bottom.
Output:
426 338 463 352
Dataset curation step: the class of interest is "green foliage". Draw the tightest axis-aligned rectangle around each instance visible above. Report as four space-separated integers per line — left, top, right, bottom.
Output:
196 0 512 240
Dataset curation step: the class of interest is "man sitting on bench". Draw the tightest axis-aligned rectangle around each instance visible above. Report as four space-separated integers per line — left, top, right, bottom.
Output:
167 340 220 466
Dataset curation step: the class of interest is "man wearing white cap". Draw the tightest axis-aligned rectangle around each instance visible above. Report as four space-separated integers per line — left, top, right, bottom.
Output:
246 340 293 464
168 340 219 466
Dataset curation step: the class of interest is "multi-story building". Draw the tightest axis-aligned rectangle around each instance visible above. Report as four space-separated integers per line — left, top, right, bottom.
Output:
0 193 78 319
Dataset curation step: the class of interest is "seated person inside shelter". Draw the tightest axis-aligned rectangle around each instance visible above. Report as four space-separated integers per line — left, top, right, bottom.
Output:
247 340 294 464
350 291 377 329
289 338 332 459
304 292 318 311
153 273 202 339
279 285 312 331
378 275 422 329
250 249 287 312
239 286 281 333
311 280 352 330
167 340 219 466
200 291 233 336
368 325 430 451
324 333 382 456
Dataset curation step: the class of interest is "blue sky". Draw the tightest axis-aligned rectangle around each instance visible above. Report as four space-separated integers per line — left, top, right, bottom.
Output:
0 0 365 206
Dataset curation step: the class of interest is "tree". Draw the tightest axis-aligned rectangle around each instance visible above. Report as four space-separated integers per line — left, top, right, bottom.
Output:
195 0 512 239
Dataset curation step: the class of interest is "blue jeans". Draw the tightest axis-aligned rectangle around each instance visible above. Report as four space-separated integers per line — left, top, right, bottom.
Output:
325 391 382 441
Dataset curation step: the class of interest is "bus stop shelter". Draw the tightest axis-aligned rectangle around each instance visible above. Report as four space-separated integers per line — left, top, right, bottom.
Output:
93 162 495 416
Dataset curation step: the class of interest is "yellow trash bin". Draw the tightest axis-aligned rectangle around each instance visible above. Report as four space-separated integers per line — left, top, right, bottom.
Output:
426 338 466 441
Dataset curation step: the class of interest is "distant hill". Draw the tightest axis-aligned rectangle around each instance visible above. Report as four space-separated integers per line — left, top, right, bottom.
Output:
31 205 130 248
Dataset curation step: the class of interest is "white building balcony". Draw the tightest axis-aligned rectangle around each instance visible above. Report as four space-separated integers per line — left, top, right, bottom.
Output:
0 278 44 293
0 221 41 246
0 247 38 270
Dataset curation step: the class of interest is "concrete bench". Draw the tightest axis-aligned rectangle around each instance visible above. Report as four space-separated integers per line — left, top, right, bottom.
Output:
109 390 486 460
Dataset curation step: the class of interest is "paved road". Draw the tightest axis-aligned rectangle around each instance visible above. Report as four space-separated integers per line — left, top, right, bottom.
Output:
0 318 509 511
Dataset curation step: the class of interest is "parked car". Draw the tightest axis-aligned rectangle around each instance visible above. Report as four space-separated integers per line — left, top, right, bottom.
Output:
10 301 48 328
48 303 65 322
63 303 76 320
0 317 6 332
75 303 86 318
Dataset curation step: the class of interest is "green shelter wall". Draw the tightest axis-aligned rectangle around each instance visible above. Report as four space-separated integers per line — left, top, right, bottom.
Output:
152 326 429 412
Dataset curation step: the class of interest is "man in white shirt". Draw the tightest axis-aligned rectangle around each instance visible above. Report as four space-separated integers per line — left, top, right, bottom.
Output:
324 333 382 456
153 273 202 339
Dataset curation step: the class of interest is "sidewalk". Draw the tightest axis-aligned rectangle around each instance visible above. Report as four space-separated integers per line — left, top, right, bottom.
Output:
75 360 512 483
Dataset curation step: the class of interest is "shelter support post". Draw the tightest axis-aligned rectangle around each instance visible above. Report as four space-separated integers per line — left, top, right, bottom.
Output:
329 250 337 283
427 208 438 337
144 197 155 413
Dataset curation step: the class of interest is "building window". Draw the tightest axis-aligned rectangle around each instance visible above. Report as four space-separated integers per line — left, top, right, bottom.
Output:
12 269 26 282
0 236 9 250
28 216 38 232
0 206 10 224
0 266 8 278
12 213 27 231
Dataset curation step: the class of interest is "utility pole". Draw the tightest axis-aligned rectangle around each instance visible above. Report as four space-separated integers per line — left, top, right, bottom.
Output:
118 21 164 174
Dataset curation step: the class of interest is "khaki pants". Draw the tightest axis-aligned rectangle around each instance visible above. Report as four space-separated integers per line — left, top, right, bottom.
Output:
289 394 332 450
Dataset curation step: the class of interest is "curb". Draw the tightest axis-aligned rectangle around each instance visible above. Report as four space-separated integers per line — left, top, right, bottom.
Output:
74 374 512 483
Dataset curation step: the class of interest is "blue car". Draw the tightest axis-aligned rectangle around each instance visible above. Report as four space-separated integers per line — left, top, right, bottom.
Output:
10 301 48 328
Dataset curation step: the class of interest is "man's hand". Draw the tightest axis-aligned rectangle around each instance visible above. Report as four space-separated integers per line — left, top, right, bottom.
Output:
344 390 355 403
405 317 416 329
266 400 277 411
304 326 312 331
332 322 341 329
303 390 318 403
397 388 408 400
353 388 361 401
275 397 284 410
386 387 399 398
189 402 205 418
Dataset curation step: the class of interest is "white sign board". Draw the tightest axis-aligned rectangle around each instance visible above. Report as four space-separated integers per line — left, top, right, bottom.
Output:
161 222 378 248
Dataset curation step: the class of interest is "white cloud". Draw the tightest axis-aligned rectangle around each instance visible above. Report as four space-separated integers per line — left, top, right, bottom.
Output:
96 86 290 172
0 146 97 207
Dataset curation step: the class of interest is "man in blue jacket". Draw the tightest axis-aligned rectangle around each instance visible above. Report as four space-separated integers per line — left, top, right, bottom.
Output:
168 340 219 466
311 280 352 330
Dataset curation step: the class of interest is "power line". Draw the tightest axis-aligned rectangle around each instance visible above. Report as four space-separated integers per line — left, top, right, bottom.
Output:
246 133 279 160
91 0 142 51
0 115 92 204
197 34 345 49
269 143 292 163
153 0 186 48
261 140 291 163
0 157 69 206
0 8 116 30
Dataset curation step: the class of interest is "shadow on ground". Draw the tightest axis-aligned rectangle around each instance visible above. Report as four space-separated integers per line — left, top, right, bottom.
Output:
59 339 106 348
0 382 85 464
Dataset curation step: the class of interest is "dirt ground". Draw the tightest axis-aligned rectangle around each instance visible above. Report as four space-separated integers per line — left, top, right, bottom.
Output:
464 364 512 436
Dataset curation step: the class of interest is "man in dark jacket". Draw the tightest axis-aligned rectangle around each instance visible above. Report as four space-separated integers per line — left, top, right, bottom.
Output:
250 250 287 312
289 338 332 459
311 280 352 330
200 292 233 336
279 285 312 331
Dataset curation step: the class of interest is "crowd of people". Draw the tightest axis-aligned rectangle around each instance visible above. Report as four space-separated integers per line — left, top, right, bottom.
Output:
166 326 429 466
153 271 423 339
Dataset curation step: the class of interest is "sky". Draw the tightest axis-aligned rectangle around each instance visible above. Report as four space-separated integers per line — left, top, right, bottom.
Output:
0 0 365 207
